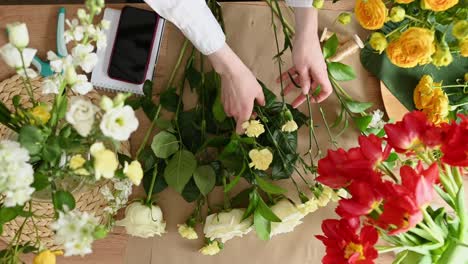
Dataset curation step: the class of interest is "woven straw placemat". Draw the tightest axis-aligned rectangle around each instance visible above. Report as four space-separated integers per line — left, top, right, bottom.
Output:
0 75 131 250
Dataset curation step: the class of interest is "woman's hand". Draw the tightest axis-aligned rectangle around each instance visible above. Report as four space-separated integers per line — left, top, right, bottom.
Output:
208 44 265 133
278 8 332 108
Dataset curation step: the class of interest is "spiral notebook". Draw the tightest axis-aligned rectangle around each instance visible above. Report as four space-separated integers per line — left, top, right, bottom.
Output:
91 8 165 95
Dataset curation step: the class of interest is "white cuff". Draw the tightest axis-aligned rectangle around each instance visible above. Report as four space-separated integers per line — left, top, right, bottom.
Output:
286 0 313 7
145 0 226 55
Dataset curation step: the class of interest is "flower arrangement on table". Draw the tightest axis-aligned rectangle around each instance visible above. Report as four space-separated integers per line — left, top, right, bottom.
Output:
0 0 142 262
316 111 468 264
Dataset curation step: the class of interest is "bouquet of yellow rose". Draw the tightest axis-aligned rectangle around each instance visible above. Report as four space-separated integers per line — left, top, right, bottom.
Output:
355 0 467 68
0 1 142 263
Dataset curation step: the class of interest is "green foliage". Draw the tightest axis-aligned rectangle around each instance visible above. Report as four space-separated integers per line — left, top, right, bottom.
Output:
143 160 168 196
254 210 271 241
323 34 339 59
163 150 197 193
151 131 179 159
327 62 357 81
255 174 286 195
19 125 47 158
193 165 216 196
159 87 181 112
53 190 76 212
32 172 49 191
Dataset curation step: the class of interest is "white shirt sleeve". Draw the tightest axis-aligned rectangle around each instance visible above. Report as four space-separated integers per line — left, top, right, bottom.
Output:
144 0 226 55
145 0 313 55
285 0 313 7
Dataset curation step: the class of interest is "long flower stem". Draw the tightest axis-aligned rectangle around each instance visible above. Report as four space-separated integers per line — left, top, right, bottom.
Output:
145 163 159 205
264 0 295 34
19 49 36 106
136 104 162 159
305 95 321 160
167 39 190 89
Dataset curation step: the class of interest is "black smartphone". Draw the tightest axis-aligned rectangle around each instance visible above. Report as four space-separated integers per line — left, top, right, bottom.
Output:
108 6 159 84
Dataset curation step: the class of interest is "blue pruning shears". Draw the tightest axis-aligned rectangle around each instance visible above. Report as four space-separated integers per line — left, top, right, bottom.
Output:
30 7 68 77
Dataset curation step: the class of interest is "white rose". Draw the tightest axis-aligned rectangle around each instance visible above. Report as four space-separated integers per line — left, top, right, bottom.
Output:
270 199 304 237
66 97 99 137
71 74 93 95
100 106 139 141
7 22 29 49
116 202 166 238
204 209 253 243
0 43 36 69
71 44 98 73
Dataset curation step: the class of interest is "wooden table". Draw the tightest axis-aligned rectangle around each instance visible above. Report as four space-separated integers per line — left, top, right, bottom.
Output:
0 2 397 264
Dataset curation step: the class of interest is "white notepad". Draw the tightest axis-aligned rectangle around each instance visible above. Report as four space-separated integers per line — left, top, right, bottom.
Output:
91 8 165 95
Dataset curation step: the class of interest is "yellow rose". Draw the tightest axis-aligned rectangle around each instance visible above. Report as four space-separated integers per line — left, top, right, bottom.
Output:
414 75 440 109
460 39 468 57
337 12 352 25
389 6 406 23
369 32 388 54
386 27 435 68
432 45 453 67
90 142 118 180
199 241 221 256
421 0 458 12
281 120 298 133
30 105 51 125
178 224 198 240
124 160 143 186
69 154 86 170
355 0 387 30
395 0 415 3
453 20 468 40
33 250 63 264
424 88 449 125
248 148 273 171
242 120 265 138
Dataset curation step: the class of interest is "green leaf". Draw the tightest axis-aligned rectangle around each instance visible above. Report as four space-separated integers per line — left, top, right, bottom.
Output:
53 190 76 212
143 80 153 97
141 98 157 120
181 178 201 202
255 175 286 194
243 190 259 219
159 87 180 112
254 210 271 240
212 95 226 122
42 137 61 162
231 187 254 208
346 100 373 113
19 125 46 155
56 96 68 120
163 150 197 193
257 197 281 222
386 152 398 162
143 160 167 196
12 95 21 107
193 165 216 196
224 163 245 193
327 62 356 81
323 34 339 59
361 45 468 111
151 131 179 159
32 172 49 191
0 206 21 223
258 80 277 107
353 115 373 132
186 65 202 90
125 97 142 110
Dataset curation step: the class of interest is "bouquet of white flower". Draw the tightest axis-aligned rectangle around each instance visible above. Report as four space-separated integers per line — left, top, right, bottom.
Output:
0 1 141 262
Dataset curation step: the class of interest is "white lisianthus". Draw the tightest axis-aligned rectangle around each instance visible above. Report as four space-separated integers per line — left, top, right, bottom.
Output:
0 140 35 207
248 148 273 171
71 74 93 95
204 209 252 243
41 77 60 94
242 120 265 138
178 224 198 240
7 22 29 49
100 106 139 141
270 199 304 237
47 52 73 73
90 142 119 180
116 202 166 238
123 160 143 186
66 97 98 137
71 44 98 73
51 210 100 257
297 198 319 216
199 241 222 256
281 120 298 133
0 43 36 69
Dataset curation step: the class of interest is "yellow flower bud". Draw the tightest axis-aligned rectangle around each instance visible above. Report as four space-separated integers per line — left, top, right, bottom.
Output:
199 241 221 256
337 13 352 25
460 39 468 57
69 154 86 170
389 6 406 23
178 224 198 240
414 75 439 109
33 250 63 264
248 148 273 171
432 45 453 67
30 105 51 125
369 32 388 54
242 120 265 138
313 0 324 9
124 160 143 186
453 20 468 40
90 142 118 180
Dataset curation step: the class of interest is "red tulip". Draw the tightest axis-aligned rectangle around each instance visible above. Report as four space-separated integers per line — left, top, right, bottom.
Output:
336 181 384 219
384 111 429 153
400 162 439 208
358 134 391 169
441 114 468 166
316 218 378 264
377 194 423 235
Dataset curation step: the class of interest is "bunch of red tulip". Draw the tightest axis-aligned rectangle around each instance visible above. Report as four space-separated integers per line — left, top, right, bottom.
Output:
315 111 468 264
